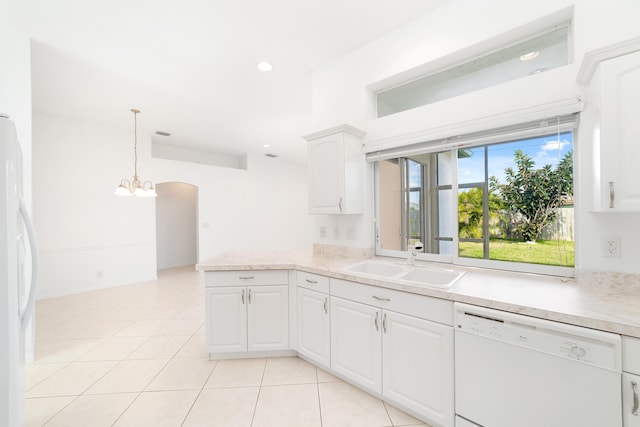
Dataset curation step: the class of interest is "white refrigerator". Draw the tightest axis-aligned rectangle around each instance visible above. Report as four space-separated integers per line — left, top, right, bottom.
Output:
1 114 39 426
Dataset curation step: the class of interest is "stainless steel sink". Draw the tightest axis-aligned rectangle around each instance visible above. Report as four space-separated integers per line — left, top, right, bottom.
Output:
342 260 465 289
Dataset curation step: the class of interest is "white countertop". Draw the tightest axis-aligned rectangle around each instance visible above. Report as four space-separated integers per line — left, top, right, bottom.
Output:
196 250 640 338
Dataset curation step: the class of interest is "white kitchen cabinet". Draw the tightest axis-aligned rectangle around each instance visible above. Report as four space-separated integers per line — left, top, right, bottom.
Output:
330 278 454 427
623 336 640 426
205 286 247 353
297 287 331 368
330 296 382 392
382 310 453 427
204 270 289 355
303 124 366 214
579 44 640 212
247 285 289 352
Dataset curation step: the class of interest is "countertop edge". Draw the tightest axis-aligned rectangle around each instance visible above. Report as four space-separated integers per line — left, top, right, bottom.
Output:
197 253 640 339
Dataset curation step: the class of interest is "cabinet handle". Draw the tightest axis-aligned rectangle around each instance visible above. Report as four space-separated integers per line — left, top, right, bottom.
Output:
632 381 639 416
323 297 328 314
338 197 343 212
609 182 615 209
374 312 379 331
305 279 318 284
248 288 252 304
241 289 245 305
372 295 390 302
239 276 254 280
382 313 387 333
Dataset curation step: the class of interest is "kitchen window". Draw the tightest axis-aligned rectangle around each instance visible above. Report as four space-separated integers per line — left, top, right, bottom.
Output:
374 114 576 276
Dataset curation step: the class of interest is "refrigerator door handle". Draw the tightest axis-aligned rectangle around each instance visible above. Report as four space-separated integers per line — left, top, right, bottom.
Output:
18 197 38 327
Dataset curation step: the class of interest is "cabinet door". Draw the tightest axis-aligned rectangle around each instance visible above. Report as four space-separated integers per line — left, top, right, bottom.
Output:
382 310 454 427
205 287 247 353
308 138 344 214
330 297 382 393
297 287 330 368
623 372 640 427
600 50 640 211
247 285 289 352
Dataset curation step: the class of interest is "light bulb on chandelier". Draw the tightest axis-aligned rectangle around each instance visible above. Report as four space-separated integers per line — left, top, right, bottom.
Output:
114 109 157 197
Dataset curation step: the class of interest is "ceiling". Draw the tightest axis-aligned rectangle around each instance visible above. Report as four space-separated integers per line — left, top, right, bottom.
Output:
3 0 449 162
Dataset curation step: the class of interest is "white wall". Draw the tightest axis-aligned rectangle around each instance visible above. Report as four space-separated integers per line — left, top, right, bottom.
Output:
33 114 314 298
0 29 32 208
155 182 198 270
310 0 640 274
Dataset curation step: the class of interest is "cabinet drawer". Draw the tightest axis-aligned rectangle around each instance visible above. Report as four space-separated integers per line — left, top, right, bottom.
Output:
623 336 640 375
330 278 453 326
204 270 289 287
297 271 330 293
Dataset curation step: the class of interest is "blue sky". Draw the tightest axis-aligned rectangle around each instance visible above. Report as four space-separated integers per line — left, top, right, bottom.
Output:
407 131 573 191
457 131 573 185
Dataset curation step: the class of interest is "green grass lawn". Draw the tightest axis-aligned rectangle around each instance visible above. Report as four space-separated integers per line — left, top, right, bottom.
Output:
458 238 574 267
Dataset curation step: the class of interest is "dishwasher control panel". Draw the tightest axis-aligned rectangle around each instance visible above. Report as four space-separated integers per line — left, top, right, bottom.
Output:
454 302 622 372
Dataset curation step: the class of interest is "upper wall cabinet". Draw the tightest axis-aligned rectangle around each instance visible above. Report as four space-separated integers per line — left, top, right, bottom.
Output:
578 38 640 212
303 125 366 214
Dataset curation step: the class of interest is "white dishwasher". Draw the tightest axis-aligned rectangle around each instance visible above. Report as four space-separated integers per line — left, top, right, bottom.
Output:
454 303 622 427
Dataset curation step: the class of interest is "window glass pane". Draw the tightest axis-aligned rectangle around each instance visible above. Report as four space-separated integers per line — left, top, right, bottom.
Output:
458 147 485 185
408 159 422 188
438 188 453 255
409 190 421 243
377 26 569 117
458 187 485 239
457 131 574 267
377 151 452 255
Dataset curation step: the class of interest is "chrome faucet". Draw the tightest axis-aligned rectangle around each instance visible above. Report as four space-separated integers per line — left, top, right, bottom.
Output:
407 241 424 265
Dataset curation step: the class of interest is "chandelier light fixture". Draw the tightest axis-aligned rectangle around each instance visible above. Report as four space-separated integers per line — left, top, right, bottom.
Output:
114 108 157 197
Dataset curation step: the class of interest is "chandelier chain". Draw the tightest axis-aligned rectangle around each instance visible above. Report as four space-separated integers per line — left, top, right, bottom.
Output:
132 108 139 179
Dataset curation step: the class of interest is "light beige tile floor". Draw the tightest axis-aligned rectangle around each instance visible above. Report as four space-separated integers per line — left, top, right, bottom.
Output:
26 266 431 427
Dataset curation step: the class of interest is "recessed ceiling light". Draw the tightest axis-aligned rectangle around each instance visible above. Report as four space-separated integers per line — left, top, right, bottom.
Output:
520 51 540 61
256 61 273 72
263 144 271 148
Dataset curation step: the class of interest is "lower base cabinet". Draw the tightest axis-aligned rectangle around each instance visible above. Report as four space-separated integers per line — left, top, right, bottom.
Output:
331 296 382 391
330 295 454 427
297 286 331 368
623 336 640 426
383 310 453 427
205 284 289 354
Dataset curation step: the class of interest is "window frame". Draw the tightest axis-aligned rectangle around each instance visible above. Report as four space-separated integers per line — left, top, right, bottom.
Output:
373 115 577 277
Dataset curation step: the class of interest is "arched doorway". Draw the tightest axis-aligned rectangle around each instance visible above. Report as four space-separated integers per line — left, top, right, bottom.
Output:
155 182 198 269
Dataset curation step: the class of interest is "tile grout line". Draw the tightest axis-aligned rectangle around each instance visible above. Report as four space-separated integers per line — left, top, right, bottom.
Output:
249 357 268 427
38 394 82 427
178 346 219 427
24 362 70 393
315 366 324 427
109 391 143 427
382 401 395 427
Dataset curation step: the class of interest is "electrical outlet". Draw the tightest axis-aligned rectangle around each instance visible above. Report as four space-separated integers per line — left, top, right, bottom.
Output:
602 236 621 257
319 226 326 238
334 227 340 239
347 228 357 240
